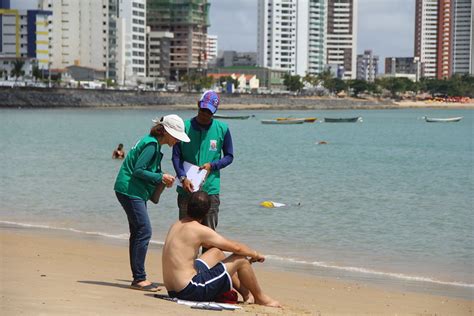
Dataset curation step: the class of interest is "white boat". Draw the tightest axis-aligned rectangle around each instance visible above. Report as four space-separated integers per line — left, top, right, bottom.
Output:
423 116 463 123
261 119 305 124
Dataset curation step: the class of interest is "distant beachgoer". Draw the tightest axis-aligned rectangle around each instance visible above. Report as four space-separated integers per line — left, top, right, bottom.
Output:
162 191 281 308
172 91 234 247
114 114 190 292
112 143 125 159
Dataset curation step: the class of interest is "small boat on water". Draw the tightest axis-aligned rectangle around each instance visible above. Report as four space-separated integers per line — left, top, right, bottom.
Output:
423 116 463 123
324 117 362 123
276 117 317 123
261 119 305 124
213 114 251 120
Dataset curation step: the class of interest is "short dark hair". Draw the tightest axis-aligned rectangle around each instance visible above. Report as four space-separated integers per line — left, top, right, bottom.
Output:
187 191 210 220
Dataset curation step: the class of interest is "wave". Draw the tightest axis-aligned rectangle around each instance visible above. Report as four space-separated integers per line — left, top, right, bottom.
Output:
265 254 474 288
0 220 164 246
2 220 472 289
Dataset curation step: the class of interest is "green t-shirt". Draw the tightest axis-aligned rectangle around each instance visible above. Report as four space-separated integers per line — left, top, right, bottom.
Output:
114 135 163 201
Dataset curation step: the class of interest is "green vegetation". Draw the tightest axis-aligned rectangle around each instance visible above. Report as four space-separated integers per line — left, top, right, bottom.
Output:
11 60 25 82
283 74 304 92
292 71 474 98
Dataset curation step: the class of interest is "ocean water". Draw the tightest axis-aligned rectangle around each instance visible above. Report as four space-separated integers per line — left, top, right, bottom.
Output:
1 107 473 299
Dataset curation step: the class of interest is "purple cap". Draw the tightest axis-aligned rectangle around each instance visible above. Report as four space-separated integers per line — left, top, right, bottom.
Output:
199 90 220 114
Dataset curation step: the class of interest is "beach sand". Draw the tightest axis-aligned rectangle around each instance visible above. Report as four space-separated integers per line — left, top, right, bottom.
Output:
1 227 472 315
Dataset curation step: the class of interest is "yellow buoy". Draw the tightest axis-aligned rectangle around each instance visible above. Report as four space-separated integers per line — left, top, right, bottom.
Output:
260 201 275 208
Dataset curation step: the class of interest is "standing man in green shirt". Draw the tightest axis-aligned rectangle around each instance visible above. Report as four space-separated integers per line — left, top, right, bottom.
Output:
114 114 190 292
172 91 234 238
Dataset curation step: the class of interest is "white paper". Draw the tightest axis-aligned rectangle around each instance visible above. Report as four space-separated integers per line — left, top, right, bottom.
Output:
176 161 208 192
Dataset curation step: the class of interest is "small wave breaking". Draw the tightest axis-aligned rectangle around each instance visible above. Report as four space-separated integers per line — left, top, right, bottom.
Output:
1 220 471 289
0 220 164 246
265 254 474 288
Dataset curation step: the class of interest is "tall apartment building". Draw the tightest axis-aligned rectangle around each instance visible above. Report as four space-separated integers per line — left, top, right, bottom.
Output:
0 8 52 69
116 0 147 84
257 0 355 79
257 0 299 75
38 0 110 73
147 0 210 81
436 0 452 78
452 0 473 75
326 0 357 79
307 0 327 75
414 0 439 78
356 49 378 82
414 0 473 78
146 29 173 80
206 34 218 62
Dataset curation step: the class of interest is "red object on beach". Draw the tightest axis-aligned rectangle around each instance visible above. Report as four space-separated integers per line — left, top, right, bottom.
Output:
215 290 238 304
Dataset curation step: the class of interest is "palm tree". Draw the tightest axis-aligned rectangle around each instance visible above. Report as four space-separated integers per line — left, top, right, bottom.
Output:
11 59 25 82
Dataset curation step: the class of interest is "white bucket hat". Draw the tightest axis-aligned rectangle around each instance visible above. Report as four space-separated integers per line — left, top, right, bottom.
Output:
152 114 190 143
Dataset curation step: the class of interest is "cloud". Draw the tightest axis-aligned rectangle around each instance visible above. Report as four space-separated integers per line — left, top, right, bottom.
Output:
208 0 257 52
358 0 415 60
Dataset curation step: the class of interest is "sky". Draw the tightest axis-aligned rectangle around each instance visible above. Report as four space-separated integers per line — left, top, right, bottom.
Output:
15 0 416 70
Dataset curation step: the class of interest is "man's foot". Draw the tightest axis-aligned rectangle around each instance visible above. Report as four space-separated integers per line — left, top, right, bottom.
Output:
130 280 160 292
255 294 282 308
242 293 254 304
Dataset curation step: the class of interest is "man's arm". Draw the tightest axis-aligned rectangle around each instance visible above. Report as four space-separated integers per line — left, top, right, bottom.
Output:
210 129 234 171
199 225 263 262
172 144 186 178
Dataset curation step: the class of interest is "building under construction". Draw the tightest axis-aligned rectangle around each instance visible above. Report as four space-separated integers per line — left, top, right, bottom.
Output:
147 0 210 81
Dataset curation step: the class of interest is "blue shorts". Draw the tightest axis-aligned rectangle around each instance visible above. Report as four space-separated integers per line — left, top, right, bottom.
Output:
168 259 232 301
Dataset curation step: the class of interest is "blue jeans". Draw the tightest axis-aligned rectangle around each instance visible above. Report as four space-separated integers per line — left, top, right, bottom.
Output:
116 191 152 282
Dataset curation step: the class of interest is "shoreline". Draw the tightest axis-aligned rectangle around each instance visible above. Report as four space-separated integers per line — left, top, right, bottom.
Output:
1 220 472 299
1 88 472 109
1 224 472 315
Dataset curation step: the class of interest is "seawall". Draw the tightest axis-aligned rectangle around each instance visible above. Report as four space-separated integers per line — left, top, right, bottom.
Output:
0 87 397 109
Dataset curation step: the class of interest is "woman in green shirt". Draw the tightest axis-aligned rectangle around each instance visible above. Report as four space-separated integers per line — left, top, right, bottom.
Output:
114 114 190 291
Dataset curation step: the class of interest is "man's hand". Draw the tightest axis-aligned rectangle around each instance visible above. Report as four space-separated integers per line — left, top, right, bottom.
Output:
250 251 265 263
162 173 175 188
182 178 194 193
199 163 212 174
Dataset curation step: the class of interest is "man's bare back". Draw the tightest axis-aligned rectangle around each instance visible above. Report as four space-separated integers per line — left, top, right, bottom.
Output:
161 192 281 308
162 219 208 292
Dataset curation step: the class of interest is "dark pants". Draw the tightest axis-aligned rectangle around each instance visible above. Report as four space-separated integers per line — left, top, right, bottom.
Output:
178 193 220 232
116 191 152 282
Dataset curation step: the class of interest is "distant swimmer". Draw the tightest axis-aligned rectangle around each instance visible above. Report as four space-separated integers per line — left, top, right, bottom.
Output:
318 141 328 145
112 143 125 159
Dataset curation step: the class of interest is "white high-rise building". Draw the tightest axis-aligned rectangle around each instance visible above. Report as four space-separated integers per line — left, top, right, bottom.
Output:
326 0 358 79
452 0 473 75
307 0 327 75
39 0 109 72
257 0 354 78
117 0 146 84
414 0 438 78
206 34 218 62
257 0 298 74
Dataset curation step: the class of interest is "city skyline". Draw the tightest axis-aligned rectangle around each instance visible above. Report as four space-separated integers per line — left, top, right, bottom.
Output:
16 0 415 67
209 0 414 67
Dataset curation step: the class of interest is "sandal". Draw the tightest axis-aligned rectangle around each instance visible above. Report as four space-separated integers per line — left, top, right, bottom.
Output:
130 281 160 292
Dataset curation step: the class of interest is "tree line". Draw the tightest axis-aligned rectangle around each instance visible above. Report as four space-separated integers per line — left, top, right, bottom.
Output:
284 71 474 99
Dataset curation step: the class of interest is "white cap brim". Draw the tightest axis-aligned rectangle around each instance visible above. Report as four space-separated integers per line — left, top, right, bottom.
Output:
163 125 190 143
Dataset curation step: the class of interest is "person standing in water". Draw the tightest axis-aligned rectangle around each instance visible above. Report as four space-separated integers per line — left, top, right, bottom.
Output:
112 143 125 159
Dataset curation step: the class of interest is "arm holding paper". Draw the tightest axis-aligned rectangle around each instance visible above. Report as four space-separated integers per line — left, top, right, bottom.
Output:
176 162 208 192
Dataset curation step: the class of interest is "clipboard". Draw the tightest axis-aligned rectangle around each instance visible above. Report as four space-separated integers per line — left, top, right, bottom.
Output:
176 161 208 192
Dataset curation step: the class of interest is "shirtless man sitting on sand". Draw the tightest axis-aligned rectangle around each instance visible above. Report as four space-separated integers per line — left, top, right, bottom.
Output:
162 191 281 308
